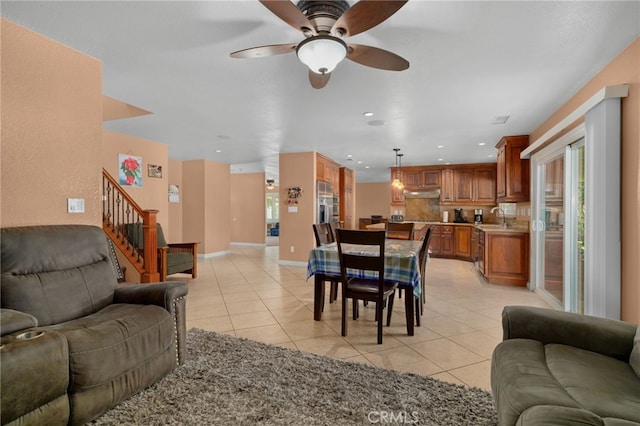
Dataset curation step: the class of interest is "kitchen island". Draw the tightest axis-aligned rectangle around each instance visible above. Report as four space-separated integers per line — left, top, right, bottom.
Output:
366 221 529 287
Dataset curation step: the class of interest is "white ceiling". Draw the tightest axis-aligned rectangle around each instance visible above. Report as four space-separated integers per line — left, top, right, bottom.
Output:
3 1 639 183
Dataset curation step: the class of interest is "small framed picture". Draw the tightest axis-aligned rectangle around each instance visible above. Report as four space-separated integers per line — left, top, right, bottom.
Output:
148 164 162 178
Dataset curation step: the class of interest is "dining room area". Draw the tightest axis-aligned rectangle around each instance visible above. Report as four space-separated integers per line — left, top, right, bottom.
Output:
183 221 551 391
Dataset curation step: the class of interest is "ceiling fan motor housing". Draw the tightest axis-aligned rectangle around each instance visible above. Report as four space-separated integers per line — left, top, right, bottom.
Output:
296 0 350 35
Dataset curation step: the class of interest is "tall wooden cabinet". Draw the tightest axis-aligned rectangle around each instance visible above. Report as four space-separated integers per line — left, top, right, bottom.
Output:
339 167 355 229
496 135 530 203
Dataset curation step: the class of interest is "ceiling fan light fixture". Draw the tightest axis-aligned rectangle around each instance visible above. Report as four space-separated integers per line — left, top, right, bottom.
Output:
296 35 347 75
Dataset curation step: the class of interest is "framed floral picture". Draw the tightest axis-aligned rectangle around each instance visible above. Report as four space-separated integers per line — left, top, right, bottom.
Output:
119 154 142 187
148 164 162 178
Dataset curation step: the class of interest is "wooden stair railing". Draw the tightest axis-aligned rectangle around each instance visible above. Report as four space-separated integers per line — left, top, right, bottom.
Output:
102 168 160 283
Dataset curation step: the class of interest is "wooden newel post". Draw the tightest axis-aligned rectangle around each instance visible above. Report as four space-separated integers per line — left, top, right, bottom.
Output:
141 209 160 283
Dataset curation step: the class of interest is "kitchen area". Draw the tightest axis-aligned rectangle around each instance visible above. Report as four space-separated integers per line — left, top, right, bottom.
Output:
360 136 534 288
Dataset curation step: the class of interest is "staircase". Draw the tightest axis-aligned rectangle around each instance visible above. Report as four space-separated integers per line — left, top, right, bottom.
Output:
102 169 160 283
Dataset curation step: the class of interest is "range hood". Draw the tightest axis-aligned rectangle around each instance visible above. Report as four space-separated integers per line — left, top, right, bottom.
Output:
403 188 441 199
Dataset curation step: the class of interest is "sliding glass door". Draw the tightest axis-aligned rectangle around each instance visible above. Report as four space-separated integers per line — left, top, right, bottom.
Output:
532 139 584 312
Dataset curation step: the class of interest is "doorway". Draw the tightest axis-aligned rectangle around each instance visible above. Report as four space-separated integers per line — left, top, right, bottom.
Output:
266 192 279 246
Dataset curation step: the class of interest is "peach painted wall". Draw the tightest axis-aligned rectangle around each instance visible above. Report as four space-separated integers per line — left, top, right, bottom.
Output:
168 158 183 243
279 152 316 263
230 172 266 244
1 19 103 227
182 159 231 255
531 37 640 323
355 182 392 223
101 130 169 232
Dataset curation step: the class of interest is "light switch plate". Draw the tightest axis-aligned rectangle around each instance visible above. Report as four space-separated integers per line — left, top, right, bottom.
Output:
67 198 85 213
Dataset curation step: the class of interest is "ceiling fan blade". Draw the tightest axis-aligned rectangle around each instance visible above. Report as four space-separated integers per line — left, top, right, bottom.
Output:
260 0 316 35
309 70 331 89
346 44 409 71
332 0 408 37
230 43 297 59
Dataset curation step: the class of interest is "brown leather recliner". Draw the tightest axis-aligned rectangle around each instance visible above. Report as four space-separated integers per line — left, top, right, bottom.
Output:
0 225 188 425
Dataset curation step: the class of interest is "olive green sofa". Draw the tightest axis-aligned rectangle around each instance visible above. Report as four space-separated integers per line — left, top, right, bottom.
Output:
491 305 640 425
0 225 188 425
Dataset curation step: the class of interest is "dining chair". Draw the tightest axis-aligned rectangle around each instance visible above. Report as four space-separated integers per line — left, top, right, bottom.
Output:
417 226 433 315
335 229 398 344
385 222 415 240
328 221 342 242
312 223 340 306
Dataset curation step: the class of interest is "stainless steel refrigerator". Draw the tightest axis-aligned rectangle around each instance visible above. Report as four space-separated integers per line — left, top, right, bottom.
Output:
317 182 333 224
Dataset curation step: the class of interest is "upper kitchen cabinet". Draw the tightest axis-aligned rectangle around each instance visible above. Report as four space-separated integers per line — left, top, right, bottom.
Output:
496 135 530 203
402 167 440 190
316 153 340 195
442 164 496 205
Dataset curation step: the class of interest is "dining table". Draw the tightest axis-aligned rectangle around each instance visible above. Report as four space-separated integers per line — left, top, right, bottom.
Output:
307 238 423 336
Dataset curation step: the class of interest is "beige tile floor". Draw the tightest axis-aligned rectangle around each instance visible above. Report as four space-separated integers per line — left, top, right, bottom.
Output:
177 244 550 392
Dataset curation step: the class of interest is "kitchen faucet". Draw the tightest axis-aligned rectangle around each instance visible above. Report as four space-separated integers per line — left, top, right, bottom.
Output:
491 206 507 229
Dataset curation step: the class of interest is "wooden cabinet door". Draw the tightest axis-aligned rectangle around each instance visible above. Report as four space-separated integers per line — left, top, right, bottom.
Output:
422 170 440 186
440 226 455 256
403 170 421 189
316 156 327 182
440 169 455 202
455 226 472 259
474 168 496 203
496 135 530 203
429 226 442 255
496 143 506 199
485 232 529 286
453 169 474 202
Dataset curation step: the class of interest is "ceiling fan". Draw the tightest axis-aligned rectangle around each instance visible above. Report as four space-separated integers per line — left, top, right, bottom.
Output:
230 0 410 89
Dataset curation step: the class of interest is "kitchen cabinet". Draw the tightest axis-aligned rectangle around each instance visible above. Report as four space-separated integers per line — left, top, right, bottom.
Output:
403 167 441 189
429 225 457 258
454 226 472 259
440 169 455 202
496 135 530 203
441 164 496 205
481 231 529 286
440 226 454 256
429 225 442 255
316 154 340 195
339 167 355 229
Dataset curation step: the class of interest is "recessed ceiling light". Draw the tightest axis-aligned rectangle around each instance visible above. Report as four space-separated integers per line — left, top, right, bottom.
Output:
215 149 222 153
478 142 486 146
491 115 510 125
363 112 374 117
365 165 370 169
488 154 494 157
438 158 444 162
357 161 363 164
347 154 353 158
437 145 444 149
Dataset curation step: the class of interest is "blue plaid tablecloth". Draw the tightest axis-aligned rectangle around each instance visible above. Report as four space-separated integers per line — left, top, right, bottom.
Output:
307 239 422 298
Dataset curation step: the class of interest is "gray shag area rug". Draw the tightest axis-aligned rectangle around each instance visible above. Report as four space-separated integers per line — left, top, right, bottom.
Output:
92 328 498 425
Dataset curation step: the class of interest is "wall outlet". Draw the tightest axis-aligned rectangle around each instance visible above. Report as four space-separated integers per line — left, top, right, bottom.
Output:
290 246 294 253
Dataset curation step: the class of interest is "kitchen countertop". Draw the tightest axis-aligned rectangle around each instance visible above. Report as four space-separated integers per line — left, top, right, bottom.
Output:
366 221 528 233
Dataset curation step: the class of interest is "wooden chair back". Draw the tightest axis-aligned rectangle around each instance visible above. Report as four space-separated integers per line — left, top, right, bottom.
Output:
386 222 415 240
313 223 333 247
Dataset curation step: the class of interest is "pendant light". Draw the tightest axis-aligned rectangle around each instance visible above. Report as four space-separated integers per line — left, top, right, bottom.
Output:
391 148 404 190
